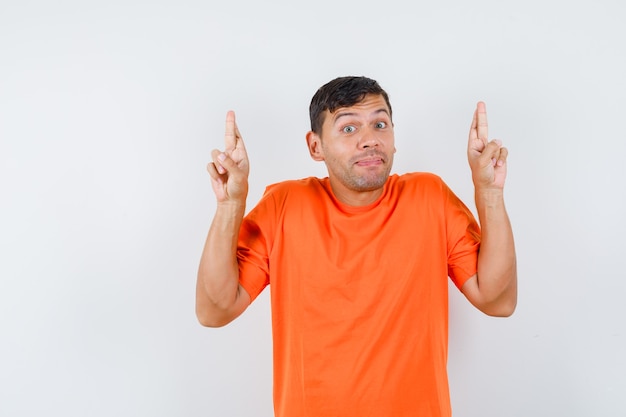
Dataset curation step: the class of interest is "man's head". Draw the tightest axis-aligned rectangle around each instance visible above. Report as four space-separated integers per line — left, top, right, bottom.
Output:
309 76 392 135
306 76 396 206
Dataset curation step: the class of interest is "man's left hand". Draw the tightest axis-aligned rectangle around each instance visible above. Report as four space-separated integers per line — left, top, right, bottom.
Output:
467 102 508 190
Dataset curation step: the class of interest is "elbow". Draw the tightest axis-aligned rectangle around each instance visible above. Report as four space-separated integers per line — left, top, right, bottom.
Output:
197 318 228 328
500 298 517 317
195 278 247 328
195 305 235 328
196 313 219 328
196 312 232 328
481 296 517 317
485 303 516 318
471 268 518 318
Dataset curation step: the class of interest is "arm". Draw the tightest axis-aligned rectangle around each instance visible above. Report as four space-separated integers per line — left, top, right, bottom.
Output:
196 111 251 327
460 102 517 317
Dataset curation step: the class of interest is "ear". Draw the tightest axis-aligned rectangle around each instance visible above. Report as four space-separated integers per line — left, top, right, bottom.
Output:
306 131 324 161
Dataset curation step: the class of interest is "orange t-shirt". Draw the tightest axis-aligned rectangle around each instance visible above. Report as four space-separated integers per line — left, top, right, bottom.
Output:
238 173 480 417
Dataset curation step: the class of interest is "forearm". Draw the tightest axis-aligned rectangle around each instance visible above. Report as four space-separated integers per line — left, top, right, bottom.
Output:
196 201 248 325
474 189 517 315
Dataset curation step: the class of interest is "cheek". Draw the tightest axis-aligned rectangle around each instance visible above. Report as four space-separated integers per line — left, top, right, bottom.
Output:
322 140 349 156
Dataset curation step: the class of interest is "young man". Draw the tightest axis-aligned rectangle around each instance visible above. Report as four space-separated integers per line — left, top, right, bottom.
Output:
196 76 517 417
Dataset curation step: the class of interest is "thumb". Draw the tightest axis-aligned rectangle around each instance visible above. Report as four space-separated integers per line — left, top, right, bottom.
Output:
216 152 245 180
479 139 502 161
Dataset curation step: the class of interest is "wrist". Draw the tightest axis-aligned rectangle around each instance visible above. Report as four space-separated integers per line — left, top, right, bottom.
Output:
475 187 505 211
217 199 246 212
475 186 503 198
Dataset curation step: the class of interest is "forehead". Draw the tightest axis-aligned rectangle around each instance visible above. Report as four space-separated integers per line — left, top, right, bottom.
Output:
326 94 391 124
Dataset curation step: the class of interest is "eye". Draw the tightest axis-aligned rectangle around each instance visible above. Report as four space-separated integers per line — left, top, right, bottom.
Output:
342 125 356 134
375 121 387 129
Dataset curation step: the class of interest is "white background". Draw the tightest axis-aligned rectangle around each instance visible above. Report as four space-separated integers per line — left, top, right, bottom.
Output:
1 0 625 416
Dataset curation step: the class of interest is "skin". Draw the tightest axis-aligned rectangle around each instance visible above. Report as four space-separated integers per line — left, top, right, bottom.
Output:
196 97 517 327
305 95 396 206
196 111 250 327
460 102 517 316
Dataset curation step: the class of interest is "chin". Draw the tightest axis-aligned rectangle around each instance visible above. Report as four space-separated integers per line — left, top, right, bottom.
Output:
351 174 389 191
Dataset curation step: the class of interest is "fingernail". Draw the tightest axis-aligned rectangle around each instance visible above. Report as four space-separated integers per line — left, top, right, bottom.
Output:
218 153 226 161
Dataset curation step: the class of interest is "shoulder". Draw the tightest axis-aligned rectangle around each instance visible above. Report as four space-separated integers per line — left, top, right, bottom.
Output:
247 177 328 222
257 177 329 211
391 172 448 193
264 177 327 198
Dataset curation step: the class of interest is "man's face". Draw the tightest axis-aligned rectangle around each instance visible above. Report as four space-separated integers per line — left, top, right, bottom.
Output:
307 94 396 202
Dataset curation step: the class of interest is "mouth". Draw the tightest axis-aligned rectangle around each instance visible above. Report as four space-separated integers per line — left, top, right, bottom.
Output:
355 158 383 167
353 152 385 167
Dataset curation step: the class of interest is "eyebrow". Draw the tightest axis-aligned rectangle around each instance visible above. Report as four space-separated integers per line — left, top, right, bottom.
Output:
332 108 391 124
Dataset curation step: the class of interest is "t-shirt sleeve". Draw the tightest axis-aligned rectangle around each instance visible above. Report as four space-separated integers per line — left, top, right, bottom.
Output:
237 188 276 302
443 184 481 289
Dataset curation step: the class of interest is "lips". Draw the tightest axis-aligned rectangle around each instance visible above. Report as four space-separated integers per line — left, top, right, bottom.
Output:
353 152 386 166
356 158 383 166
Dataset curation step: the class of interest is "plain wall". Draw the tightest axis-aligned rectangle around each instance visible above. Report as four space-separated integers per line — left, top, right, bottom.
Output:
1 0 625 416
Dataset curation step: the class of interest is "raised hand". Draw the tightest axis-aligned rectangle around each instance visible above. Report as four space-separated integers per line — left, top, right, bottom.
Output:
467 102 508 190
207 111 250 203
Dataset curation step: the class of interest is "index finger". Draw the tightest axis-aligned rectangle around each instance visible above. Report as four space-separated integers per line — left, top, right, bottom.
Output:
476 101 488 145
225 110 237 151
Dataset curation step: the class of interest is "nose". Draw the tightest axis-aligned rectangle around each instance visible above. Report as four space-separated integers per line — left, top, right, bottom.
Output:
358 127 380 149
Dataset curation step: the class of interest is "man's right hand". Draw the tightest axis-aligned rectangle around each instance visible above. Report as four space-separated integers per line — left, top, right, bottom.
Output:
197 111 251 327
207 111 249 204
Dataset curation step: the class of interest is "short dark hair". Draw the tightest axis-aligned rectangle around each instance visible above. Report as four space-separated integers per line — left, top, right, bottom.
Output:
309 76 392 134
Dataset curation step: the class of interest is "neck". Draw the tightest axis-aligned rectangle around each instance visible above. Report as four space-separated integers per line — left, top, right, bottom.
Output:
328 178 386 207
